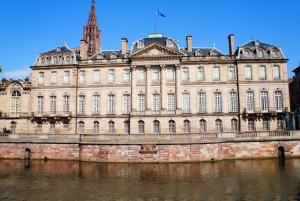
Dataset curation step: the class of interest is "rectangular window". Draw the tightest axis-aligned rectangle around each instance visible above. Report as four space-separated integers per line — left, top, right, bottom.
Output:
137 94 145 113
259 65 266 80
263 120 270 130
273 66 280 80
92 95 100 115
167 93 175 112
123 69 131 82
79 95 85 115
212 66 220 81
138 68 145 82
124 121 129 134
37 123 42 134
153 94 160 114
246 91 254 112
181 67 189 81
260 91 269 112
93 70 100 84
152 68 160 82
182 93 190 113
64 71 70 85
50 71 57 85
167 67 175 81
214 92 222 113
275 91 283 111
79 70 85 84
50 96 56 115
108 69 115 83
197 67 205 81
108 94 115 114
38 72 44 85
228 66 236 80
248 120 255 131
50 123 55 134
198 92 206 113
63 95 70 114
244 66 252 80
37 96 44 114
123 94 131 114
63 123 68 134
229 91 238 112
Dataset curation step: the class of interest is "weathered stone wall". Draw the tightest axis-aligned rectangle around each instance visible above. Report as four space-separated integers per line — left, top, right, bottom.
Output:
1 141 300 162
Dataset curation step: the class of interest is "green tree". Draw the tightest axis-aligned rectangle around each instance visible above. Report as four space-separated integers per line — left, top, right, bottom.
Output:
0 66 2 73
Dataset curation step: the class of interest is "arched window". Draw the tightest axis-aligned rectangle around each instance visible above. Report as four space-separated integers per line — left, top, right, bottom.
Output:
63 122 68 134
153 120 160 134
53 56 59 64
257 49 264 58
169 120 176 134
215 119 223 133
231 119 238 132
50 122 55 134
263 117 270 130
109 121 115 134
138 120 145 134
166 39 174 48
137 40 144 49
10 122 16 133
244 50 251 58
124 121 130 134
93 121 100 134
199 119 207 133
78 121 84 134
277 117 284 130
183 120 191 133
37 122 42 134
271 50 278 58
10 91 21 116
248 119 255 131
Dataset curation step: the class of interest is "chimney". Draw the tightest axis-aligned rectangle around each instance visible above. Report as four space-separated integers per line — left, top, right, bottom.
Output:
228 34 235 57
80 39 88 60
186 35 192 52
121 38 128 55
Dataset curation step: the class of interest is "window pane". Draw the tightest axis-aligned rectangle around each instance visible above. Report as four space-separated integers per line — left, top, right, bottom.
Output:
260 91 269 111
213 67 220 81
168 94 175 112
198 92 206 113
167 67 175 81
246 91 254 112
214 92 222 113
259 66 266 80
197 67 205 81
182 93 190 113
123 69 130 82
108 69 115 83
228 66 236 80
273 66 280 80
181 68 189 81
93 70 100 83
245 66 252 80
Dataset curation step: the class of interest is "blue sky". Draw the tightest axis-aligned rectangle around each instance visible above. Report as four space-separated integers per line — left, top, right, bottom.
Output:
0 0 299 79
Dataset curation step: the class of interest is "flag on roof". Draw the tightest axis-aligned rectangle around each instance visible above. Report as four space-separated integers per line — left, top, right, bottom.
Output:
157 9 166 17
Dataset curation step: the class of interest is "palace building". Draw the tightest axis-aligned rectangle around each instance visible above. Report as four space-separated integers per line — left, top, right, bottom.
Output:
0 0 290 135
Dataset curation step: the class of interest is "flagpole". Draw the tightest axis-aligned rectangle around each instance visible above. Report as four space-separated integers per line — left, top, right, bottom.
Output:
155 9 157 33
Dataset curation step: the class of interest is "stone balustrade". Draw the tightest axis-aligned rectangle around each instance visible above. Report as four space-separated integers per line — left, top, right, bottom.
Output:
0 131 299 145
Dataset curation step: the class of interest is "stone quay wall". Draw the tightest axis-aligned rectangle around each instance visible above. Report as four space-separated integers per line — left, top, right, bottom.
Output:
1 140 300 162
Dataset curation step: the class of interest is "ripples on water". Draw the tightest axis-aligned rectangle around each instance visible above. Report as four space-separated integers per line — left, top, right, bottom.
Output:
0 159 300 201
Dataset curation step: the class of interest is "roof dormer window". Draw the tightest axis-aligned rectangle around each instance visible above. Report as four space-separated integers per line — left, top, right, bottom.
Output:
137 40 145 49
110 52 117 59
40 57 46 64
257 49 264 58
166 39 174 48
210 50 217 56
271 49 278 58
66 55 71 63
53 56 59 64
195 50 202 57
244 50 251 58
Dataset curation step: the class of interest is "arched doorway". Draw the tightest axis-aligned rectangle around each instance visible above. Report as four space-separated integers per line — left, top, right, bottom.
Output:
278 146 285 158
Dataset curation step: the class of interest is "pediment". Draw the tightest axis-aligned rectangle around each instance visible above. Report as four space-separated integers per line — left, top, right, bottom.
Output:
131 44 181 59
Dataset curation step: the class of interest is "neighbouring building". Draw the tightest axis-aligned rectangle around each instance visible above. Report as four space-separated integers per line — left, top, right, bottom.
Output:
0 0 290 135
289 65 300 129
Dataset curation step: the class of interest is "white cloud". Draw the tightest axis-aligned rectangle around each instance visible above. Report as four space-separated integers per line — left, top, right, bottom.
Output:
1 68 31 79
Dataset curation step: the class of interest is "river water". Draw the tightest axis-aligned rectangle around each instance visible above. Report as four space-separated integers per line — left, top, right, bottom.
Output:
0 159 300 201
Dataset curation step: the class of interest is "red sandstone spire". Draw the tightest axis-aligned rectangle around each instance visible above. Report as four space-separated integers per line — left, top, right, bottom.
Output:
83 0 101 57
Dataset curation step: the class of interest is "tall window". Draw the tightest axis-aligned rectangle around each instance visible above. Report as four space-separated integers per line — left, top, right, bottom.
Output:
197 67 205 81
50 71 57 85
229 91 238 112
108 69 115 83
63 123 68 134
152 68 160 82
167 93 175 112
79 70 85 85
199 120 207 133
78 95 85 115
273 65 280 80
231 119 238 132
198 92 206 113
182 93 190 113
123 94 131 114
37 123 42 134
277 118 284 130
248 119 255 131
181 67 189 81
108 94 116 114
214 92 222 113
93 121 100 134
169 120 176 134
109 121 115 134
50 123 55 134
137 94 145 113
92 95 100 115
10 91 21 116
38 72 44 85
63 95 70 113
50 96 56 115
260 91 269 112
167 67 175 81
78 121 84 134
244 66 252 80
275 91 283 111
259 65 266 80
10 122 16 133
37 96 44 114
228 66 236 80
124 121 130 134
138 120 145 134
64 71 70 85
153 120 160 134
123 69 130 82
215 119 223 133
246 91 254 112
138 68 146 82
93 70 100 84
263 118 270 130
212 66 220 81
183 120 191 133
153 94 160 114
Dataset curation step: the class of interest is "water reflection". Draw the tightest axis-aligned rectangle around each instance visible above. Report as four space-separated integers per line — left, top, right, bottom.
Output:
0 159 300 201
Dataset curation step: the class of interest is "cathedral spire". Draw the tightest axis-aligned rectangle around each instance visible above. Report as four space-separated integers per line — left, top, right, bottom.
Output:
82 0 101 57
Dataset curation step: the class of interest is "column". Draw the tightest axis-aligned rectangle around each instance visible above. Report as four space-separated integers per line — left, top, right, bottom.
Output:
161 65 166 111
175 64 181 113
131 66 137 112
146 65 152 111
